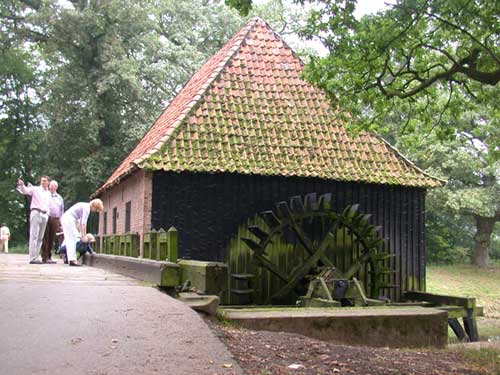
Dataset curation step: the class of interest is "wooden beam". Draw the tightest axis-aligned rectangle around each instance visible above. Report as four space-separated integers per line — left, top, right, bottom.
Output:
403 291 476 309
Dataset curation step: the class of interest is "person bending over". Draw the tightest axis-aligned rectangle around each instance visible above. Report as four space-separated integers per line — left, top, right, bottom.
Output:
61 199 103 266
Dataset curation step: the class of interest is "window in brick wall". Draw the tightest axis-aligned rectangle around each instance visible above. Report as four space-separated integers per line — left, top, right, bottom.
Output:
125 201 131 233
112 207 117 234
103 212 107 235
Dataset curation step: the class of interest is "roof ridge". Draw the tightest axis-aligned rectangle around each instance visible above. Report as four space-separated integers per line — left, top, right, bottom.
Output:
133 18 260 167
377 136 447 185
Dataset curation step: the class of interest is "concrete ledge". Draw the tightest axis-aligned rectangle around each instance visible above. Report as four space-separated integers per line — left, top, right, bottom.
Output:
178 292 220 316
220 306 448 348
83 253 180 287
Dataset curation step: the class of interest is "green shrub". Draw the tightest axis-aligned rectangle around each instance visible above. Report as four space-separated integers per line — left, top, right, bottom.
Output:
425 211 474 265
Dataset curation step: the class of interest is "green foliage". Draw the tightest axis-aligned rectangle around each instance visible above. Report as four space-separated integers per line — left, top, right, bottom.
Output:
396 127 499 265
31 0 243 201
299 0 500 136
0 0 244 241
425 211 473 264
225 0 253 16
0 1 48 241
1 0 309 242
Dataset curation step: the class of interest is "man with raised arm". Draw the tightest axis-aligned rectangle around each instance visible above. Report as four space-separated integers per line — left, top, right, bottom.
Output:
17 176 51 264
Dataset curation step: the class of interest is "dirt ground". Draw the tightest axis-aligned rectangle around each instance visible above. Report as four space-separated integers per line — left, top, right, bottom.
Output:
206 317 499 375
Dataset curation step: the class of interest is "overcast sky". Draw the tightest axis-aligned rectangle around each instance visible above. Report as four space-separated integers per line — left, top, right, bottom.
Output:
354 0 395 18
280 0 395 56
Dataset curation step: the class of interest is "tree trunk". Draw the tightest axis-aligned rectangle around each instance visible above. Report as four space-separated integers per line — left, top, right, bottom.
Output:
471 216 496 267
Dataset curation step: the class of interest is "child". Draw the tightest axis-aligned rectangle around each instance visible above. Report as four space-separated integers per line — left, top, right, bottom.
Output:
59 233 95 264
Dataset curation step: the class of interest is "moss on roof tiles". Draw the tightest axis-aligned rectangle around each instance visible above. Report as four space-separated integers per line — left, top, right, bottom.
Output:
95 17 443 196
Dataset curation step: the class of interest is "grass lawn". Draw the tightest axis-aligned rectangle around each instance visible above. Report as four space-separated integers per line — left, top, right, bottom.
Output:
424 264 500 374
427 263 500 342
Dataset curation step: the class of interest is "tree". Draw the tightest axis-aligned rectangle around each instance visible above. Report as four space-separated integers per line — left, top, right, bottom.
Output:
0 0 47 243
300 0 500 134
35 0 243 201
1 0 244 241
389 94 500 267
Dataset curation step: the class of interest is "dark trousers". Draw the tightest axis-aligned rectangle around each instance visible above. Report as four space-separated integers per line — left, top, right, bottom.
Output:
41 217 62 261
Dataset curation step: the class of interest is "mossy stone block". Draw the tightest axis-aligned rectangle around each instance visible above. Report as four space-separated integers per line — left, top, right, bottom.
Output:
160 263 181 287
178 260 228 296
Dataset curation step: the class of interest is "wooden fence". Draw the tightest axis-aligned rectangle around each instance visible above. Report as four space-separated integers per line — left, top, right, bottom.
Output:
95 227 178 262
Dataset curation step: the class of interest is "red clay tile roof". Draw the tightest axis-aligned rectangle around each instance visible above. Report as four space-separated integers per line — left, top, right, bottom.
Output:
94 17 443 196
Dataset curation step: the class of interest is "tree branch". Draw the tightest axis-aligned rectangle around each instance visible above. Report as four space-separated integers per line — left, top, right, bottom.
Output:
426 10 500 66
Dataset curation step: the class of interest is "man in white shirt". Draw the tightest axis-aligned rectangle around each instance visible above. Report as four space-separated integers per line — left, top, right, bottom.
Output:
17 176 51 264
0 223 10 253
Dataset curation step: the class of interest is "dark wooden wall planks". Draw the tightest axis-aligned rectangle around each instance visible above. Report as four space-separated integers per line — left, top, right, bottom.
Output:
151 171 427 300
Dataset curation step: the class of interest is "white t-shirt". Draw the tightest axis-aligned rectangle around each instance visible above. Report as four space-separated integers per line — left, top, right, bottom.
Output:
0 226 10 241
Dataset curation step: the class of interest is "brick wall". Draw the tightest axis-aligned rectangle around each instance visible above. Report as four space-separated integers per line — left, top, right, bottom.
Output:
97 169 153 254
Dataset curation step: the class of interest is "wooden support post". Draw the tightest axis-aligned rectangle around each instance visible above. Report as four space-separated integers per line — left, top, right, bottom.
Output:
405 291 480 342
463 311 479 342
167 227 178 263
448 318 466 342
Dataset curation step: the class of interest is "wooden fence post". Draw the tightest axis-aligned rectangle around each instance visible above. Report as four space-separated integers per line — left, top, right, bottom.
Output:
111 235 118 255
102 236 108 254
167 227 178 263
108 236 114 255
157 228 167 261
95 236 101 253
124 234 131 257
119 235 123 255
142 232 150 259
131 233 139 258
145 230 158 260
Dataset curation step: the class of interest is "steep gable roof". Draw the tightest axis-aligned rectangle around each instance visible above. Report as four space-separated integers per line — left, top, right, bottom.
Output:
94 17 443 197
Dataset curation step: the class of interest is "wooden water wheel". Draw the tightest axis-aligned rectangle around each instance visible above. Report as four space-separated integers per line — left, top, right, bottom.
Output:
228 193 395 305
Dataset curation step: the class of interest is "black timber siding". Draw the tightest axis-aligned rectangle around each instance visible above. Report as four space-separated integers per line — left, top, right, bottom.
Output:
151 171 427 300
